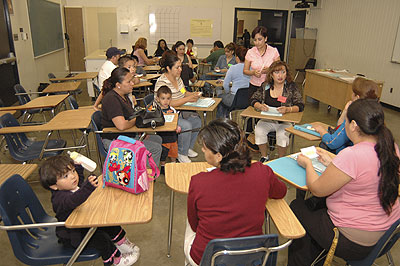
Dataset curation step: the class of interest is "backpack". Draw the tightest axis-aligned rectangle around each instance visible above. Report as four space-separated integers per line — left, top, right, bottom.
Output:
103 135 159 194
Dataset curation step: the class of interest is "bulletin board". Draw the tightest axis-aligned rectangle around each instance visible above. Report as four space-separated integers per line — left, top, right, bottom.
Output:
149 6 222 46
391 17 400 64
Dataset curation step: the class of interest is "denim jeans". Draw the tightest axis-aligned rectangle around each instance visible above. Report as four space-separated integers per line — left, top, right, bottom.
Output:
177 113 202 156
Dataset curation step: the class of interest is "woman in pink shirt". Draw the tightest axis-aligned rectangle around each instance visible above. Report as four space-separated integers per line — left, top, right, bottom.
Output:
288 99 400 265
243 26 280 101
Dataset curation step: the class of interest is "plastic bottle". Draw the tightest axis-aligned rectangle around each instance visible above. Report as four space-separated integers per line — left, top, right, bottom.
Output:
67 151 97 172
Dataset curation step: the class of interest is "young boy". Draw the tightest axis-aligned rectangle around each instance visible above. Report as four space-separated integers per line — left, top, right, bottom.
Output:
40 155 140 266
155 86 181 165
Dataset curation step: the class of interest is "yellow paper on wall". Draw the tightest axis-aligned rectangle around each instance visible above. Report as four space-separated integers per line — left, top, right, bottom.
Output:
190 19 213 37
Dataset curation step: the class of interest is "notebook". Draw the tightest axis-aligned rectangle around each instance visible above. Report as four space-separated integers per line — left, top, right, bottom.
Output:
289 146 327 173
293 124 321 137
183 98 215 108
261 107 282 117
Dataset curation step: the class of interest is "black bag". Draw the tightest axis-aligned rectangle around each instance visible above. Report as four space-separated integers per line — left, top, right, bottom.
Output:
131 101 165 129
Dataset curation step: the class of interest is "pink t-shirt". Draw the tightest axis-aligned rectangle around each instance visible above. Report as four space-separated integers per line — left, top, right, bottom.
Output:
245 45 280 87
328 141 400 231
133 49 145 66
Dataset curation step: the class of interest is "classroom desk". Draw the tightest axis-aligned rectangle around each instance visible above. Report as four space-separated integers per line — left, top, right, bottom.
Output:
65 177 154 266
304 70 383 110
42 81 82 94
103 113 178 133
205 71 226 77
285 121 331 141
0 164 38 185
143 65 161 72
0 108 95 159
133 81 153 96
48 72 98 82
0 110 16 117
164 162 305 257
174 98 222 125
141 73 161 80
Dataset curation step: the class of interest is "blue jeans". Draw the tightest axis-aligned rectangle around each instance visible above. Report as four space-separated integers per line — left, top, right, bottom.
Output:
177 113 202 156
216 90 235 118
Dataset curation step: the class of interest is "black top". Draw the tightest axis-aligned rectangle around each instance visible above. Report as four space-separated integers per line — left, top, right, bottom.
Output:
154 47 169 57
51 165 96 247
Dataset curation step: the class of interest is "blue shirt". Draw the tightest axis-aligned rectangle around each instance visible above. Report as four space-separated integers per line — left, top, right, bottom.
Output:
223 63 250 95
215 55 236 70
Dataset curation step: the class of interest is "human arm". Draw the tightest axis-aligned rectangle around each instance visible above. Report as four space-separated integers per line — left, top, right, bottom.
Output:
185 54 193 69
223 67 234 93
277 105 299 114
137 49 157 65
243 58 258 77
264 165 287 199
187 177 199 232
93 94 103 111
112 116 136 130
170 92 200 106
337 100 352 125
319 122 351 151
250 86 267 110
316 147 336 166
297 154 352 197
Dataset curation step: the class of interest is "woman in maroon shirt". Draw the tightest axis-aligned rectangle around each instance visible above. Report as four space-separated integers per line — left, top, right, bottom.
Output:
184 118 287 265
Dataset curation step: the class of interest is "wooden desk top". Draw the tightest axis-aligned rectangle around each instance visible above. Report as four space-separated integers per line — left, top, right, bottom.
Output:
0 110 17 117
0 108 95 134
143 65 161 72
133 81 153 89
0 164 38 185
306 69 384 85
49 72 98 82
165 162 305 239
240 106 303 124
142 74 161 80
43 81 82 93
0 95 68 111
66 177 153 228
103 113 178 133
205 72 226 77
191 80 205 88
285 122 331 141
174 98 222 112
205 80 223 87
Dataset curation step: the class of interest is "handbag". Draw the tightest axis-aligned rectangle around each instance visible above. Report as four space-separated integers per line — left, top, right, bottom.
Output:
131 101 165 129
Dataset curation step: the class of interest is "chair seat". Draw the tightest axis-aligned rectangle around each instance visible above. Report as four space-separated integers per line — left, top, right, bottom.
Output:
13 139 66 161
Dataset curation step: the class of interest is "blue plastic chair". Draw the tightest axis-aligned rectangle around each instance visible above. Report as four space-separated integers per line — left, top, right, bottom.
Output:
199 234 291 266
0 174 99 265
13 84 50 123
0 113 66 162
346 218 400 266
91 111 108 167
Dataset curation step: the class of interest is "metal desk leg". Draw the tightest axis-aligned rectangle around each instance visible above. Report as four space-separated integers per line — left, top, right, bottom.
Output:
290 133 295 154
264 209 271 234
39 131 53 160
167 190 175 258
66 227 97 266
83 129 91 158
202 111 207 126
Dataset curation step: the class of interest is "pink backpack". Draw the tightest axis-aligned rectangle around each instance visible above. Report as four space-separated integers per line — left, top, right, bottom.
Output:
103 135 159 194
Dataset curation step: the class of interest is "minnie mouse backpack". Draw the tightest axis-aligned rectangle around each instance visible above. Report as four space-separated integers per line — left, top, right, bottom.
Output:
103 136 159 194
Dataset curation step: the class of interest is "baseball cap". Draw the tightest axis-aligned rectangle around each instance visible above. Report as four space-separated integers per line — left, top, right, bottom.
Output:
106 47 124 58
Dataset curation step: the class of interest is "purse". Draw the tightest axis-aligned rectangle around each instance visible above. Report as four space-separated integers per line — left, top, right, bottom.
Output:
131 101 165 129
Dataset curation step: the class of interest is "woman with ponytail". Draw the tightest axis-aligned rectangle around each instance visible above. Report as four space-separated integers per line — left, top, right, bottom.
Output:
288 99 400 265
184 119 287 266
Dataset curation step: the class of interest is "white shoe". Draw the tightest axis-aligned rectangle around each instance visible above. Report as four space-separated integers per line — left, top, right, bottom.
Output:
178 154 191 163
116 238 140 255
114 251 139 266
187 149 198 158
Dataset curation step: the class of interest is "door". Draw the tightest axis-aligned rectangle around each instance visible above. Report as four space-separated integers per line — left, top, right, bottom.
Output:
260 10 288 60
0 0 18 106
64 7 85 71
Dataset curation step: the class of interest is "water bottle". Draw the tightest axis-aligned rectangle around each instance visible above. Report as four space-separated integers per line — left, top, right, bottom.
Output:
67 151 97 172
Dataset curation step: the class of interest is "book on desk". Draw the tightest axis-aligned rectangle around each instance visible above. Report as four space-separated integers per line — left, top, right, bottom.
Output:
293 124 321 137
183 98 215 108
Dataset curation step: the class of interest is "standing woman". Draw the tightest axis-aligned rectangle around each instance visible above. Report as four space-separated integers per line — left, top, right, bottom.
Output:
185 39 198 64
101 67 162 166
250 61 304 162
288 99 400 265
132 37 158 66
244 26 280 101
155 51 202 163
214 42 237 73
154 39 169 57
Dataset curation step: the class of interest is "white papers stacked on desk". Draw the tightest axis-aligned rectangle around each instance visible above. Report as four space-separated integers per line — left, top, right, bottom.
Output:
289 146 327 173
261 107 282 117
183 98 215 108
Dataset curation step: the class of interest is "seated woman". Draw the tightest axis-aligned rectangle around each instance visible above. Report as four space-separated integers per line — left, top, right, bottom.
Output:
154 39 169 57
250 60 304 162
185 39 198 64
288 99 400 265
101 67 162 166
132 37 158 66
173 41 196 89
214 42 236 73
184 118 287 266
155 50 202 163
216 45 250 118
313 77 379 154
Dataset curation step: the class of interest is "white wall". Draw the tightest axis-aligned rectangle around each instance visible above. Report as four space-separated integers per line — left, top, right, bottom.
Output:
306 0 400 107
237 10 261 38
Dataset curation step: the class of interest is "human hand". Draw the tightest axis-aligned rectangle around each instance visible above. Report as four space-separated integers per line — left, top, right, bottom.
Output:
254 70 262 78
256 103 269 112
313 125 328 136
188 92 200 102
343 100 352 112
176 125 182 133
297 154 312 169
277 106 287 114
93 105 101 111
88 175 99 187
316 147 333 166
262 67 269 74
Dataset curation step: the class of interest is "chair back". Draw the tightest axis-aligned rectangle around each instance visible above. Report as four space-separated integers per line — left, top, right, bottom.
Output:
91 111 108 159
93 83 101 98
304 58 316 70
199 234 281 266
0 175 99 265
67 95 79 109
13 84 31 105
346 217 400 266
0 113 31 151
144 94 155 106
228 87 249 112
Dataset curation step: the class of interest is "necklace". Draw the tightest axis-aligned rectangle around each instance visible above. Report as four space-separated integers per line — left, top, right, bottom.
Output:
259 45 267 57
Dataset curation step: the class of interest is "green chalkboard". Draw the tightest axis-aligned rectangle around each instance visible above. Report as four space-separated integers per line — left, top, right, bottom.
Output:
27 0 64 57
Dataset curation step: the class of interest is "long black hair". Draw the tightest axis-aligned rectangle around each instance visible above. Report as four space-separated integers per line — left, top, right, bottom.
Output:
347 99 400 215
159 50 179 73
102 67 130 96
198 118 251 173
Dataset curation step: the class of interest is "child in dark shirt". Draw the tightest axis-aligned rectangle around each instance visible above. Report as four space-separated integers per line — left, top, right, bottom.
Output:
155 86 181 165
39 155 140 266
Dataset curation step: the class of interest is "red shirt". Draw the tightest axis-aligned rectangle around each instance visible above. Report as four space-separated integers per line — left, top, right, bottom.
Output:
187 162 287 264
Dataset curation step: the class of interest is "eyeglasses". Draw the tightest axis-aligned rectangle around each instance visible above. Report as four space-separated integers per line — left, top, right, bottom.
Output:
273 70 286 75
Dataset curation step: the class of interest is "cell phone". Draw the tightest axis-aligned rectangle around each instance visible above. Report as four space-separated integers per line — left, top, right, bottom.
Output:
198 92 203 96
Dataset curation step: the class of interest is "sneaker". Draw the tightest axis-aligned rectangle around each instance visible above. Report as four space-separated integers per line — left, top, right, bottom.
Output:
260 156 269 164
116 238 140 255
114 252 139 266
178 154 191 163
187 149 198 158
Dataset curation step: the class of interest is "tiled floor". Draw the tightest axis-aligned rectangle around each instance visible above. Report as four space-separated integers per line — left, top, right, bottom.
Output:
0 88 399 266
